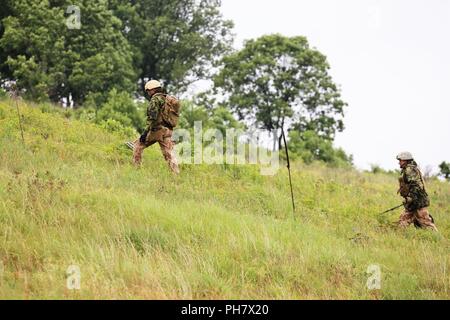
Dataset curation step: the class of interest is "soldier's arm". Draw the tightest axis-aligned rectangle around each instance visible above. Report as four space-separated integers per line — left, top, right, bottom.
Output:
146 98 160 132
398 177 408 196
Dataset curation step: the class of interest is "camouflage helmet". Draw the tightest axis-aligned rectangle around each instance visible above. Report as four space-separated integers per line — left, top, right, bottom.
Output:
396 151 414 161
145 80 161 91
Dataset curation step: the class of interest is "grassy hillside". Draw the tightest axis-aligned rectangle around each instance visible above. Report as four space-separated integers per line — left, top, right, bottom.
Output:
0 98 449 299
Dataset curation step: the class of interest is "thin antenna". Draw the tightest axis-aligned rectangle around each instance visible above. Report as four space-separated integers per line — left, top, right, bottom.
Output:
281 127 296 219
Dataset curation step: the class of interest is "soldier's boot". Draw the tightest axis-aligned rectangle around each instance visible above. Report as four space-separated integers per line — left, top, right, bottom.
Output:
415 208 438 232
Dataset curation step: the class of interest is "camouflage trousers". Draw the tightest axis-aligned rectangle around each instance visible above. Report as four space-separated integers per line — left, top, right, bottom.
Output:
133 127 180 174
398 207 437 231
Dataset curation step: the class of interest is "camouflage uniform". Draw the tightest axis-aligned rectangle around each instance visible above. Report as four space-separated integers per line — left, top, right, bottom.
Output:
133 93 179 174
398 162 437 230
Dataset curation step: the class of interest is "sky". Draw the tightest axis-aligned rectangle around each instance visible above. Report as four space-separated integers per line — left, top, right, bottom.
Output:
219 0 450 171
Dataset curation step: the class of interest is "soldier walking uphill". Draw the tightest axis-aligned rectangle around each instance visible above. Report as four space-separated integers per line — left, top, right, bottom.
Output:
396 152 437 231
133 80 180 174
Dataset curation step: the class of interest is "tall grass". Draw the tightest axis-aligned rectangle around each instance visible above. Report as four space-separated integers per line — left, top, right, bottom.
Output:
0 98 449 299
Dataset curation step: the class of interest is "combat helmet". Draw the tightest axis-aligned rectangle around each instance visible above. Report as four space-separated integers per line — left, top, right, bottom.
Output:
145 80 161 91
396 151 414 161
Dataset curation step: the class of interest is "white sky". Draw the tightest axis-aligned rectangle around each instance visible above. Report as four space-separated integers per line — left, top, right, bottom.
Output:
220 0 450 171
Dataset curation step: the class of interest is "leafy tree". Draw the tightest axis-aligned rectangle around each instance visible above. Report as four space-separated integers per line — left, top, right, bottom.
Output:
0 0 13 81
66 0 137 106
0 0 136 105
369 164 387 174
0 1 62 101
179 101 244 136
209 106 245 136
95 89 145 130
176 101 245 158
109 0 234 92
0 88 7 99
439 161 450 181
288 130 352 166
213 34 346 150
179 101 210 129
1 0 233 104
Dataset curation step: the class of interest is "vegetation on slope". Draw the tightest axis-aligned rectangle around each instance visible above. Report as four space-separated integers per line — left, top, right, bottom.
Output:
0 99 448 299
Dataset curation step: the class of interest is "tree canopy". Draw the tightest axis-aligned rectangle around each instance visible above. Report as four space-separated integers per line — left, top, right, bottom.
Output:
288 130 353 166
110 0 234 92
439 161 450 181
0 0 233 104
0 0 136 105
213 34 347 150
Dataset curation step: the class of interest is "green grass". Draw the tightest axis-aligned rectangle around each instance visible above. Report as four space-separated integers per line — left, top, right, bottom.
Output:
0 98 449 299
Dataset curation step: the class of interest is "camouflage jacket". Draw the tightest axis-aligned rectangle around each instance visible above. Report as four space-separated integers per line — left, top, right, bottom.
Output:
146 93 166 132
398 163 430 211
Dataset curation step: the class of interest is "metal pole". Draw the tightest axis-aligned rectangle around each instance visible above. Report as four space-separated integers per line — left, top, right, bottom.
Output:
281 127 296 218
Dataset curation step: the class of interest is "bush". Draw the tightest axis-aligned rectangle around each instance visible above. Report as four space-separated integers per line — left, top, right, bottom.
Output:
96 89 145 131
288 130 353 167
98 118 136 137
179 101 244 134
0 88 7 99
439 161 450 181
74 107 96 122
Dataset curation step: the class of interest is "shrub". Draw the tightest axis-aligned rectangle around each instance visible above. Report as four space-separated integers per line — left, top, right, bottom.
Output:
288 130 353 167
98 118 136 137
96 89 145 131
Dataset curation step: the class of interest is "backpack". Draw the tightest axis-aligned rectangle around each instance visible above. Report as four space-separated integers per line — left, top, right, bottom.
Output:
155 94 181 128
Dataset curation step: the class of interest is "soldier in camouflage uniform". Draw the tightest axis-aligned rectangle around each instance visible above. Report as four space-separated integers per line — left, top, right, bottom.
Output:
133 80 180 174
396 152 437 231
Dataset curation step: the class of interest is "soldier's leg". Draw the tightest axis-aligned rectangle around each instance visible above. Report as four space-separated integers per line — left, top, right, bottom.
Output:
414 208 438 231
398 211 415 228
133 133 157 166
158 129 180 174
133 139 146 166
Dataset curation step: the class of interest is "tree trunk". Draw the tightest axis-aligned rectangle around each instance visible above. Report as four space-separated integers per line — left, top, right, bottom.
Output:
272 128 278 152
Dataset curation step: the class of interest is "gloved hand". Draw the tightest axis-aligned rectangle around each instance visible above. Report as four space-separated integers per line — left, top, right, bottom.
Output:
139 130 149 144
403 196 413 206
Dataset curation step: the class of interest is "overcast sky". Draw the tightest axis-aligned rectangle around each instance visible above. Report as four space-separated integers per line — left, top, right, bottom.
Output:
220 0 450 171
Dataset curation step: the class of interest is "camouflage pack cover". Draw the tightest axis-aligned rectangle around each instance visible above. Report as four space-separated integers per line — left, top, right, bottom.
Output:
399 163 430 211
155 94 181 129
